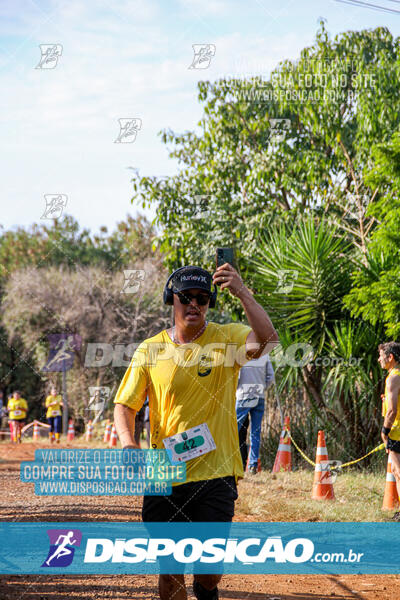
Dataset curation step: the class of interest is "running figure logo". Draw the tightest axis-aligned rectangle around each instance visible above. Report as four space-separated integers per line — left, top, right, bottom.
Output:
269 119 290 143
88 386 110 414
114 118 142 143
42 334 82 372
35 44 63 69
188 44 216 70
121 269 146 294
42 529 82 567
41 194 68 220
275 269 299 294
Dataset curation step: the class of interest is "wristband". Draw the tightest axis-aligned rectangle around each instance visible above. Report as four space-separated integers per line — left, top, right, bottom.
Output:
382 426 391 436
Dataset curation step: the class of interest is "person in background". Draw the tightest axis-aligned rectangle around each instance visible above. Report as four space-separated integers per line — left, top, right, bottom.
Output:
0 391 4 424
237 413 250 470
378 341 400 520
7 390 28 443
0 390 7 430
143 398 151 448
134 405 146 447
6 394 12 439
45 386 63 443
236 354 275 474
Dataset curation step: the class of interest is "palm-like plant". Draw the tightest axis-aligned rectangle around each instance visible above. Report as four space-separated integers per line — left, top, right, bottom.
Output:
323 321 384 456
252 217 351 352
252 217 384 458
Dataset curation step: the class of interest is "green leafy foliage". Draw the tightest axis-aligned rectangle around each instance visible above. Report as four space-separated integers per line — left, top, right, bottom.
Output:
0 213 157 284
252 218 351 351
345 132 400 337
131 23 400 279
253 217 383 457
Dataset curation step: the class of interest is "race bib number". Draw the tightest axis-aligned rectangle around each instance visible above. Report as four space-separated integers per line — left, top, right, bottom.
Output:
13 409 22 417
162 423 216 462
51 410 61 417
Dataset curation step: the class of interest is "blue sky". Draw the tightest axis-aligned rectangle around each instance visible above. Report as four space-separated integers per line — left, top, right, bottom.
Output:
1 0 399 234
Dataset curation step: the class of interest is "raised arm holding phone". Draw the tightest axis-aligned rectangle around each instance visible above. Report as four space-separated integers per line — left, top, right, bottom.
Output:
114 255 278 600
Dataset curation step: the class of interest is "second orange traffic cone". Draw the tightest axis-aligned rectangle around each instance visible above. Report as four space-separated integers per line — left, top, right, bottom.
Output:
272 416 292 472
103 420 112 444
109 423 118 448
311 430 335 500
33 421 40 441
67 419 75 442
382 453 400 511
86 420 93 442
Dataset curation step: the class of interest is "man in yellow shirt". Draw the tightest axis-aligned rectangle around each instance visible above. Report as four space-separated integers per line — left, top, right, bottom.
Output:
378 342 400 518
114 263 278 600
7 390 28 443
45 386 63 443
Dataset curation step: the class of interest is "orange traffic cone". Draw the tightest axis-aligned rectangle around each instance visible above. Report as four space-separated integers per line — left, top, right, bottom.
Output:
33 421 40 441
109 423 118 448
67 419 75 442
86 420 93 442
103 420 112 443
272 416 292 472
311 430 335 500
382 454 400 511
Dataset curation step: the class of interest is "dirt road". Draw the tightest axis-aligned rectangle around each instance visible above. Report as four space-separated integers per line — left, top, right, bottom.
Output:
0 442 398 600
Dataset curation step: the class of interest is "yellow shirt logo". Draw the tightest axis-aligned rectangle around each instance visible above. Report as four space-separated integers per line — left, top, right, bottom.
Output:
198 354 212 377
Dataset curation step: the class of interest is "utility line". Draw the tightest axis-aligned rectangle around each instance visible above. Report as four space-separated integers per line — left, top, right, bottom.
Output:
335 0 400 13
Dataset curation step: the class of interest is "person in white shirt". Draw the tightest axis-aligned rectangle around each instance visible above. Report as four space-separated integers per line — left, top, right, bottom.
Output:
236 354 275 474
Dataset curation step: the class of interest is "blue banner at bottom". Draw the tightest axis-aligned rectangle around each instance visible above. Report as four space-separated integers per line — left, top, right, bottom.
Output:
0 522 398 575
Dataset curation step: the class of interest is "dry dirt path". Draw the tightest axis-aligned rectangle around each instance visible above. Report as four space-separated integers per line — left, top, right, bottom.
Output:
0 442 398 600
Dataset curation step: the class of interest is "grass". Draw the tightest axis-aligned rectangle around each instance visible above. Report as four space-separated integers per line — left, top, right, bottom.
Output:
3 434 398 522
236 469 398 522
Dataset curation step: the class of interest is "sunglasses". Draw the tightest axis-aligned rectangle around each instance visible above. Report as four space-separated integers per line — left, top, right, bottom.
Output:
175 291 211 306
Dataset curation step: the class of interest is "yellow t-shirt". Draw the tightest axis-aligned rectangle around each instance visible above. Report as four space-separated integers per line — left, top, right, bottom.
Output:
45 395 63 418
114 322 252 484
383 367 400 441
7 398 28 420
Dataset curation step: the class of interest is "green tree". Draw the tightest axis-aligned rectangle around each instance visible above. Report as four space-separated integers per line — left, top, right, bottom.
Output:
0 213 158 283
132 24 400 284
344 131 400 337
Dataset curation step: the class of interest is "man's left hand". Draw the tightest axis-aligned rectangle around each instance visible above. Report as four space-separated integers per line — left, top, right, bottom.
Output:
212 263 246 297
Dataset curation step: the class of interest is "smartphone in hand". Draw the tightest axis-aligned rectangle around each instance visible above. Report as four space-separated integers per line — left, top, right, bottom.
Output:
215 248 237 285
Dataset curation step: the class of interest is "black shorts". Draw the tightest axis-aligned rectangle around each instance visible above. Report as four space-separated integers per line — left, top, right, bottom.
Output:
387 437 400 453
142 476 238 523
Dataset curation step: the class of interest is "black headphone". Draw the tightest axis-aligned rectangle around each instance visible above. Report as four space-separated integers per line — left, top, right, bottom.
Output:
163 266 217 308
